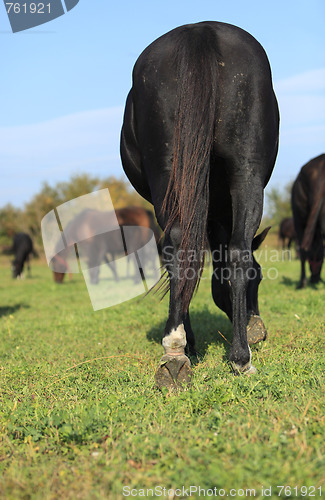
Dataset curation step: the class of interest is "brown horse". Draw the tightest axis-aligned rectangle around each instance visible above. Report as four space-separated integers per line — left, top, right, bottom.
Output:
51 206 161 284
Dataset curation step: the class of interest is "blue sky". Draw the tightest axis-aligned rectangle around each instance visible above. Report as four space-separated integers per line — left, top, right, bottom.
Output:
1 0 325 211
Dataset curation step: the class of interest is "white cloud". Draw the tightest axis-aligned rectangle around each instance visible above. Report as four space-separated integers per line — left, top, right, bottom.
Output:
1 69 325 208
277 94 325 126
269 68 325 191
0 107 126 207
274 68 325 94
274 68 325 127
0 107 124 159
281 124 325 146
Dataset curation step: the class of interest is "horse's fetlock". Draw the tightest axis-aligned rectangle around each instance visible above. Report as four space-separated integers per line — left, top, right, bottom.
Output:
229 344 251 371
162 324 187 354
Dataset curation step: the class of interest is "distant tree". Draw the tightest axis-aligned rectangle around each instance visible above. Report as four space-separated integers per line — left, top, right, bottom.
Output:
264 182 293 230
56 173 101 201
100 176 151 209
0 173 154 253
22 184 61 248
22 175 100 246
0 204 24 246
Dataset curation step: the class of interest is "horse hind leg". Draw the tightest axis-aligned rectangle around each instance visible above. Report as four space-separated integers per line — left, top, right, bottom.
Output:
155 325 192 391
156 310 196 391
104 254 119 282
297 249 307 288
228 177 266 375
26 255 31 278
295 221 307 288
154 224 192 391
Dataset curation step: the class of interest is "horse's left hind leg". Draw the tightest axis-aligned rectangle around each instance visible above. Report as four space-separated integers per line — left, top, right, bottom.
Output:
121 93 192 390
155 338 192 391
155 224 192 391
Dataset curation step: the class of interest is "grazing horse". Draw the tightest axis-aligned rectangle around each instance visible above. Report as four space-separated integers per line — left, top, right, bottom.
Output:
120 21 279 388
12 233 34 278
279 217 296 250
51 206 161 284
291 154 325 288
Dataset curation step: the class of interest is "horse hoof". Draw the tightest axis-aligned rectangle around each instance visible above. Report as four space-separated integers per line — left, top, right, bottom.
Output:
297 279 307 289
247 315 267 345
155 354 192 391
244 364 257 375
231 362 257 376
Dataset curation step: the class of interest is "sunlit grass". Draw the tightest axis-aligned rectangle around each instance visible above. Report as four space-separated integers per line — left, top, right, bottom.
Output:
0 240 324 499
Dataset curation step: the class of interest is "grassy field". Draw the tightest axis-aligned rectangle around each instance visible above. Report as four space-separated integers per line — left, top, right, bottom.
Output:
0 236 324 499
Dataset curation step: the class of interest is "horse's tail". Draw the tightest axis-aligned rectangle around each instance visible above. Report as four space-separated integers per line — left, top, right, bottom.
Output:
301 188 325 252
162 25 219 312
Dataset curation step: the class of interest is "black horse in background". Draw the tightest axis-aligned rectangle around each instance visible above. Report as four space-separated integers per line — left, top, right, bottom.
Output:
279 217 296 251
121 21 279 389
11 232 34 278
291 154 325 288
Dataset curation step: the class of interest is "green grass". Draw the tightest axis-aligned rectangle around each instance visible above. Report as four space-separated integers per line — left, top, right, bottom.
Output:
0 241 324 499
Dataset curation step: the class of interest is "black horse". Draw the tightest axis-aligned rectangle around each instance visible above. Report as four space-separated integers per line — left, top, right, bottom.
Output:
12 232 34 278
121 22 279 388
291 154 325 288
279 217 296 251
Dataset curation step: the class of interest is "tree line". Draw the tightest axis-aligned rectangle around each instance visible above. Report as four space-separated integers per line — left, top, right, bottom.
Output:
0 174 151 251
263 182 293 230
0 172 293 253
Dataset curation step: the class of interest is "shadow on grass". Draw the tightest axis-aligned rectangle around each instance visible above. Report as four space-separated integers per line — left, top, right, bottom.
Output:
280 276 299 288
0 304 30 318
281 275 324 290
146 308 233 361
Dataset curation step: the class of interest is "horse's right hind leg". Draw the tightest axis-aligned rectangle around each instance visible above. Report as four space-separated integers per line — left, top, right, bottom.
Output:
298 250 307 288
26 256 31 278
294 219 307 288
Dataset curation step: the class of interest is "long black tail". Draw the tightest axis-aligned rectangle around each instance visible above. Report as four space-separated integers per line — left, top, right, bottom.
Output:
162 25 219 312
301 176 325 252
